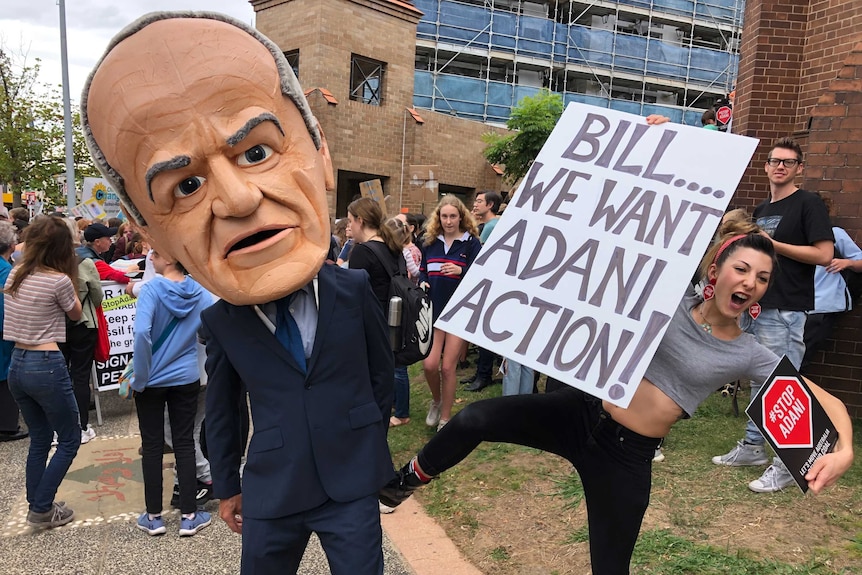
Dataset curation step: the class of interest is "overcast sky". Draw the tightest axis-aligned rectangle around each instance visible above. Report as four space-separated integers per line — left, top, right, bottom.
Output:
0 1 255 102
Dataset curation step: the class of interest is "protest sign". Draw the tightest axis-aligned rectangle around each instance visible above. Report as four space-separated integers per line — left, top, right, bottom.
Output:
360 179 388 216
436 103 758 407
94 281 137 391
82 177 121 219
746 356 839 493
71 198 107 220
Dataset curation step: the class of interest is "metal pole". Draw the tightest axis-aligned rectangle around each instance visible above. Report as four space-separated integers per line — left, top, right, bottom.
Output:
59 0 76 210
400 109 407 212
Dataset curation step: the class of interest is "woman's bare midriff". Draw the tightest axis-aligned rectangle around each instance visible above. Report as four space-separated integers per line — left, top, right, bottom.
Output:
602 378 683 438
15 342 60 351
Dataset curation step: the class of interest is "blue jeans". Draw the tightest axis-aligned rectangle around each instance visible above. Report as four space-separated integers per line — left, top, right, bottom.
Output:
745 308 806 445
393 365 410 419
502 359 534 396
8 349 80 513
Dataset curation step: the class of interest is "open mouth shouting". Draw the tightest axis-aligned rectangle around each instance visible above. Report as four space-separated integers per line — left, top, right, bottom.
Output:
225 226 296 258
730 291 750 310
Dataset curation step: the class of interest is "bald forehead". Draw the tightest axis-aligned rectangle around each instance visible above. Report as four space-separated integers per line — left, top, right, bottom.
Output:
102 18 271 78
87 18 279 129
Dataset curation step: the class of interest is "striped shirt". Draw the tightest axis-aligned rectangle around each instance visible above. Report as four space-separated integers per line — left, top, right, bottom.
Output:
4 270 77 345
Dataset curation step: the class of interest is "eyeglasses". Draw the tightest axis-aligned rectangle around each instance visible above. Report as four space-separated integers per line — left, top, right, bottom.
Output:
766 158 800 168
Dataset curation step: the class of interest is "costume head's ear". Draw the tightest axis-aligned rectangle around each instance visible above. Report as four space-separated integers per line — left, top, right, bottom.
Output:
317 122 335 192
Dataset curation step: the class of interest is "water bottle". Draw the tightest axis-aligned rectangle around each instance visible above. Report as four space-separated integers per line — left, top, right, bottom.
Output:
388 296 403 352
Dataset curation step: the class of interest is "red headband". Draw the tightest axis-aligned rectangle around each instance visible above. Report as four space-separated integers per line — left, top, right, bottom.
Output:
714 234 747 264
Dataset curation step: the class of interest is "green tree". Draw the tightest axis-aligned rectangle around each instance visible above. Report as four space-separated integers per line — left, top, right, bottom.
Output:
482 89 564 184
0 47 98 208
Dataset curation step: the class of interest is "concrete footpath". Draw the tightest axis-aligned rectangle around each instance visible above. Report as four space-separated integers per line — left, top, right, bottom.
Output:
0 391 481 575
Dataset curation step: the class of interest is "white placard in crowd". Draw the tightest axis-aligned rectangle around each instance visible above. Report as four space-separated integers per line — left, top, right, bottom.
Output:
81 177 122 219
94 281 136 391
435 103 759 408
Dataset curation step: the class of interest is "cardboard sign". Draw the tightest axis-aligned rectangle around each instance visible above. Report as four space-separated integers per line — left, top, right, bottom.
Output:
746 356 839 493
359 179 388 217
435 103 759 407
93 281 137 391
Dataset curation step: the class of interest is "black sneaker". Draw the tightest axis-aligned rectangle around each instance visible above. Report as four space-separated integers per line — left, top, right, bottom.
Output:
379 462 431 508
196 481 213 505
171 481 213 508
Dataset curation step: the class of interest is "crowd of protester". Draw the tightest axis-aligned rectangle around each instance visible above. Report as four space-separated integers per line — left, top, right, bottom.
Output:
0 167 856 559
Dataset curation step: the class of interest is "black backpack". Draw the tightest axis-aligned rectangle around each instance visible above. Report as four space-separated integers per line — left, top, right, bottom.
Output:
366 242 434 365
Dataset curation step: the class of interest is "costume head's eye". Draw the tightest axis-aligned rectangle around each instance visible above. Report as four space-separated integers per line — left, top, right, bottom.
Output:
174 176 206 198
237 144 274 166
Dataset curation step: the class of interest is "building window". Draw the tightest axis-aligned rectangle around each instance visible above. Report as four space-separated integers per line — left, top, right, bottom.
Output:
350 55 385 106
283 49 299 79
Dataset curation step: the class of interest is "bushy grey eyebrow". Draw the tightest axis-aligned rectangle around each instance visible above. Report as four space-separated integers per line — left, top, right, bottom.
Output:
227 113 284 147
146 156 191 202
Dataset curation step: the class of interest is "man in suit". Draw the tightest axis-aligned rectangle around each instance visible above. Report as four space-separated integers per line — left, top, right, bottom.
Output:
81 13 394 574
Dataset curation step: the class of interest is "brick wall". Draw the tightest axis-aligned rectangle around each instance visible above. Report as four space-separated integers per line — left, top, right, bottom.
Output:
735 0 862 414
734 0 862 212
732 0 808 209
799 43 862 415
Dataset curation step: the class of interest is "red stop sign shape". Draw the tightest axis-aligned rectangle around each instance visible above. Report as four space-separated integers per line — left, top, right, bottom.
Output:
762 377 813 449
715 106 732 124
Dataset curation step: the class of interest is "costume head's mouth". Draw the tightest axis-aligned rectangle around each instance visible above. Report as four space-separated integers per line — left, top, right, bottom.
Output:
225 227 293 258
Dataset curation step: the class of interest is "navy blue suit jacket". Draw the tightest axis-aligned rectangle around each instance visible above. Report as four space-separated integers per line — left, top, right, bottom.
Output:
202 263 395 519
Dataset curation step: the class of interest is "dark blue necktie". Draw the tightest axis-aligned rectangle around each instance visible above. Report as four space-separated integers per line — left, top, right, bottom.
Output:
275 296 306 373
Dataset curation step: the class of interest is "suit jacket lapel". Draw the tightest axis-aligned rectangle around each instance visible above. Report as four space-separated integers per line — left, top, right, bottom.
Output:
231 301 305 374
307 263 336 374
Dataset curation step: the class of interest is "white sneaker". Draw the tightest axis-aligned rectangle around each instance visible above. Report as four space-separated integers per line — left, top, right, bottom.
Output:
653 448 665 463
436 419 449 432
748 458 796 493
81 425 96 444
425 400 442 427
711 441 768 466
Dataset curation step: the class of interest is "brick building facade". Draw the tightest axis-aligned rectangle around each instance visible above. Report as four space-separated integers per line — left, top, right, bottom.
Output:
251 0 506 218
733 0 862 414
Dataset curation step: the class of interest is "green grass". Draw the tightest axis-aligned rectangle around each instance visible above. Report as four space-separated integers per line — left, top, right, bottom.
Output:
631 530 844 574
387 363 862 574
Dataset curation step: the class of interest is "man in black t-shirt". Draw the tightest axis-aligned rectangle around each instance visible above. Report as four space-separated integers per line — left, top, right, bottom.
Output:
712 137 834 493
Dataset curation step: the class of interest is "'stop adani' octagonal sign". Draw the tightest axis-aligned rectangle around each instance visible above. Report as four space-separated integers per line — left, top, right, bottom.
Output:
746 356 839 493
762 376 813 449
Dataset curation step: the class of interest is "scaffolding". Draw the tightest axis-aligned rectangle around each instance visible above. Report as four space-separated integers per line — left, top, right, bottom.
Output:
412 0 743 125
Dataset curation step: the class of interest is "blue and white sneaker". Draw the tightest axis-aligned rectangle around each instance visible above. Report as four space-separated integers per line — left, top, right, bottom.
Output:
179 510 212 537
136 512 166 536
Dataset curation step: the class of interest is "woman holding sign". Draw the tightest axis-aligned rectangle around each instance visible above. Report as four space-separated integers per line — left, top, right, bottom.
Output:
380 222 854 575
418 195 482 431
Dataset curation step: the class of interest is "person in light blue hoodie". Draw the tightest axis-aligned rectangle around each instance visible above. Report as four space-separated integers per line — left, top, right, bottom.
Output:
131 248 213 537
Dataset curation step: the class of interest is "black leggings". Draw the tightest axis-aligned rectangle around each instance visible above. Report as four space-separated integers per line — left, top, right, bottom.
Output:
416 387 660 575
59 322 97 430
135 381 200 515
